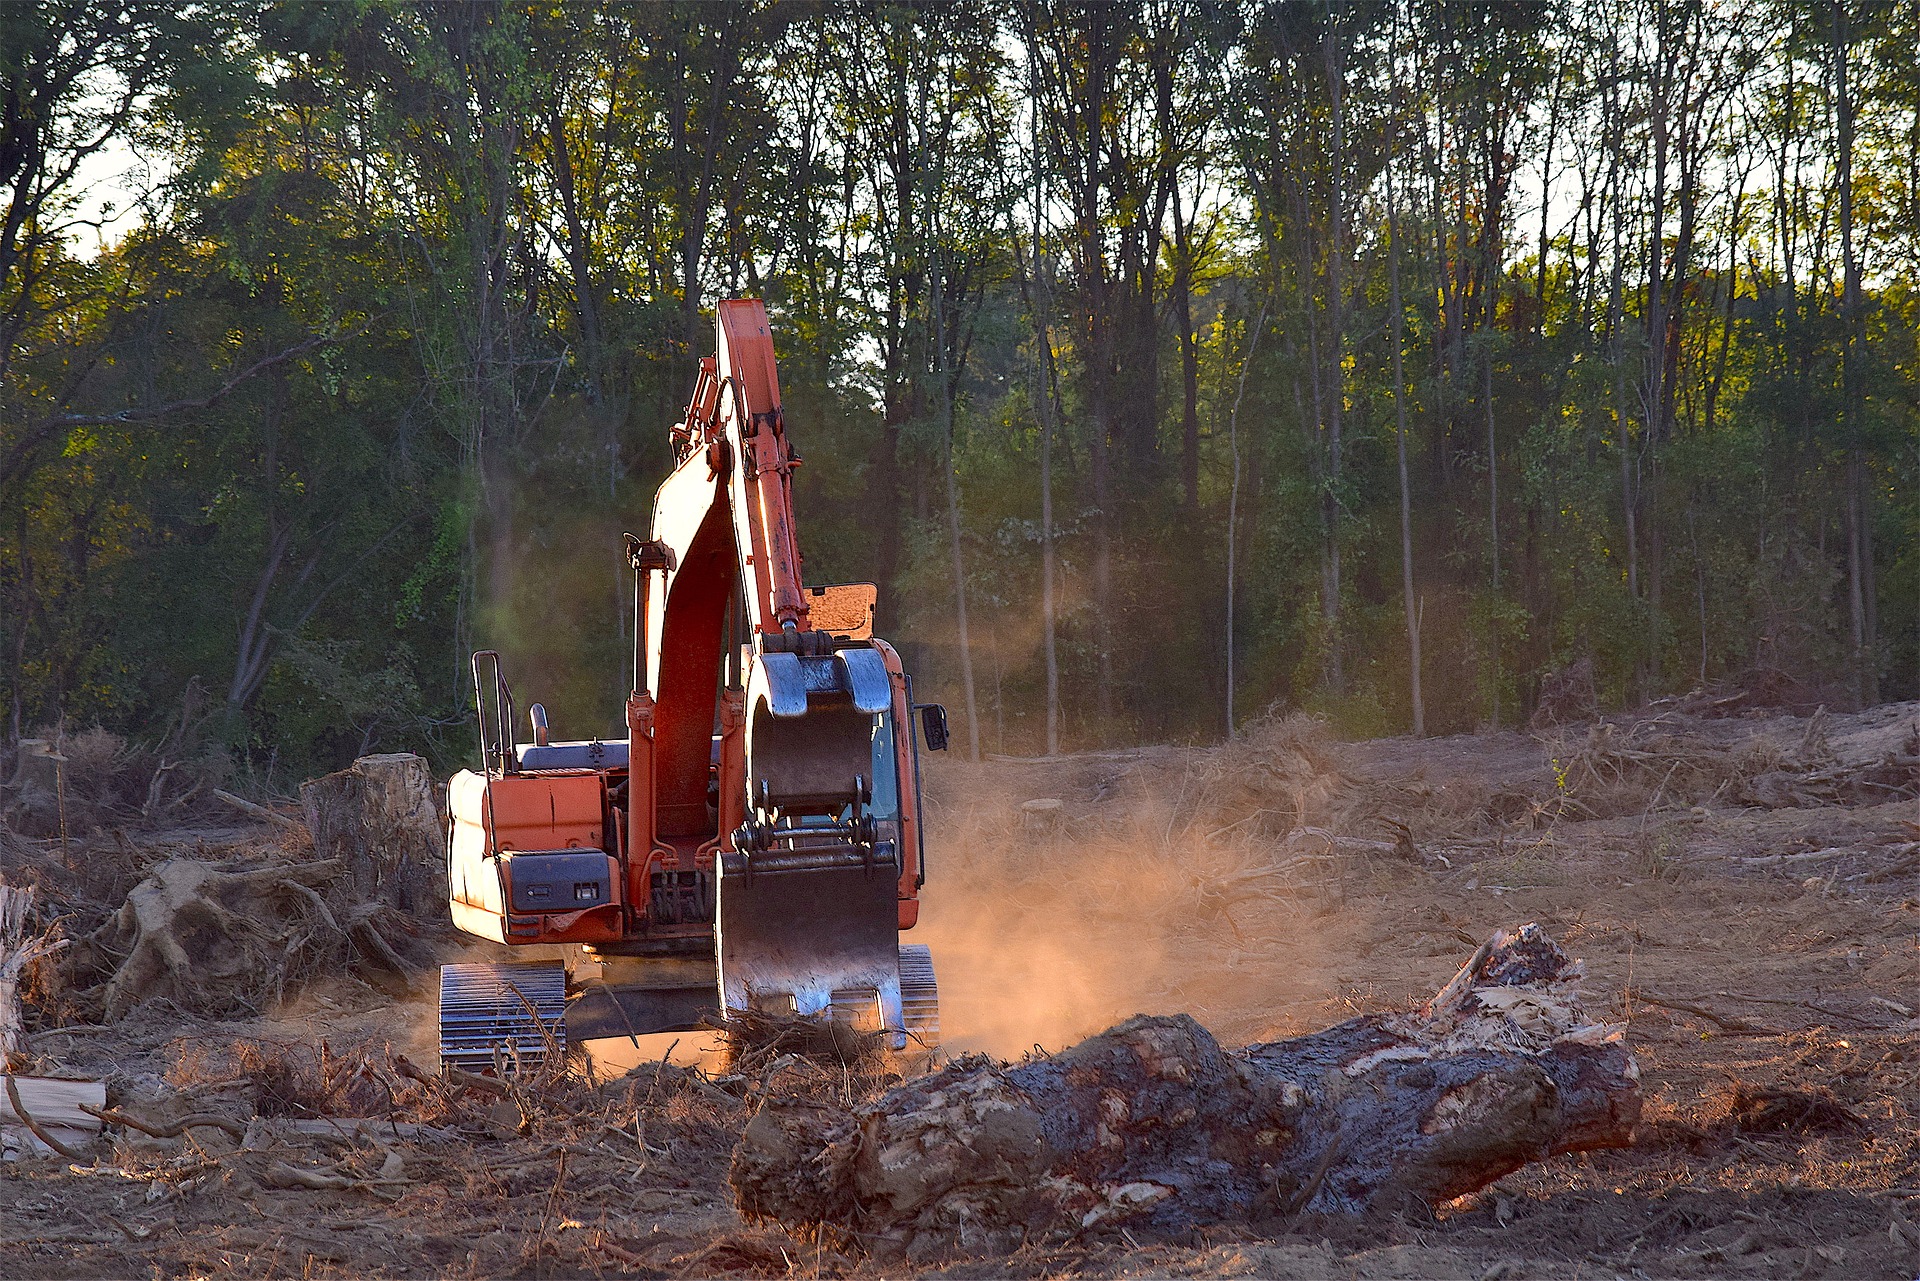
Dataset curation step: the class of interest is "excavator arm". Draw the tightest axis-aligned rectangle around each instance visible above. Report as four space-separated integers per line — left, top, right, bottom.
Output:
633 299 928 1038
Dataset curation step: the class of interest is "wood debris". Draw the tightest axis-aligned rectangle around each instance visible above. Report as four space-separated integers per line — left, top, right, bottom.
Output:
730 924 1640 1262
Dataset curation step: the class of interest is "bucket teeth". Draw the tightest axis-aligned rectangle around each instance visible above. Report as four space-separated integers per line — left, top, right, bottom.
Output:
439 962 567 1074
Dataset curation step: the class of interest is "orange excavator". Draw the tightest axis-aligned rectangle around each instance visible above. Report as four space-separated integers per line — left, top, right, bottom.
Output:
438 299 947 1071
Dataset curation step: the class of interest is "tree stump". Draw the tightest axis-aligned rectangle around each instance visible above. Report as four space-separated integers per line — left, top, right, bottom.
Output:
299 753 444 917
90 858 341 1017
2 741 62 838
730 924 1640 1262
1019 798 1064 835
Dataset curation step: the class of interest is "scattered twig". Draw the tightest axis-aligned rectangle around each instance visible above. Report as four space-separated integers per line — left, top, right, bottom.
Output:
274 880 340 933
1623 989 1782 1035
1737 848 1851 868
506 981 563 1068
263 1160 355 1191
27 1024 107 1041
346 913 410 977
393 1051 511 1098
448 1065 514 1099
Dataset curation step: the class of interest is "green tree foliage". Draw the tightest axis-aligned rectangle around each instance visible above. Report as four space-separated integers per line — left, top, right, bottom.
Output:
0 0 1913 780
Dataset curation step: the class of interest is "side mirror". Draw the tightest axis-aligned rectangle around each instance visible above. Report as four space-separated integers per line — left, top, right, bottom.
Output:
918 703 950 752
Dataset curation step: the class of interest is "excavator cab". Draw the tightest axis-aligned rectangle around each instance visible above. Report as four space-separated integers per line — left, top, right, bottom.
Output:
438 301 944 1074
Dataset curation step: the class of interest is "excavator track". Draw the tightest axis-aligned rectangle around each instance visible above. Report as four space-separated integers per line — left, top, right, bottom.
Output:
439 961 567 1073
897 943 940 1065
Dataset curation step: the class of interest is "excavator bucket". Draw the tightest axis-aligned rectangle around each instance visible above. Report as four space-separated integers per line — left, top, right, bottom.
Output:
718 645 911 1045
716 851 905 1039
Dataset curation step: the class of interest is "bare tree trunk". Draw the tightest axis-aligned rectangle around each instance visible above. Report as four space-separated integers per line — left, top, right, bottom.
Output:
1172 180 1201 515
1040 384 1058 757
674 15 743 389
1029 80 1060 757
1597 27 1642 702
1289 159 1334 696
1386 153 1424 737
1485 352 1500 730
1642 0 1673 693
1322 18 1347 696
934 280 980 763
1689 504 1709 684
1833 1 1875 704
1703 169 1746 437
6 505 26 743
1224 298 1269 741
1063 9 1119 739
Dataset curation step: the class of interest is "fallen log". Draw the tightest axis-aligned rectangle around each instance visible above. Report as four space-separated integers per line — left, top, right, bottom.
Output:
730 924 1639 1262
210 788 306 831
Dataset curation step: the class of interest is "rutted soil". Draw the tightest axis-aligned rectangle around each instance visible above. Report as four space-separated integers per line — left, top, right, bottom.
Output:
2 700 1915 1278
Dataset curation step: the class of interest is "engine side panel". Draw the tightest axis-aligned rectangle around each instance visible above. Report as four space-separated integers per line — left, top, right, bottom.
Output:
447 769 624 944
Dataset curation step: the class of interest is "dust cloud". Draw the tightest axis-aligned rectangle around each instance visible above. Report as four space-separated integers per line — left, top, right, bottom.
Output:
913 716 1369 1057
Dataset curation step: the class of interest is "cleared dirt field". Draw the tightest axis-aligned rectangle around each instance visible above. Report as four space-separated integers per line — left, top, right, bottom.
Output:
2 699 1915 1278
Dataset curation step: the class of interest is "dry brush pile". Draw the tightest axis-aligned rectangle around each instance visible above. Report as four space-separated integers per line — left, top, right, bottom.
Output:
1548 708 1920 819
7 1028 757 1253
3 711 233 840
0 740 442 1030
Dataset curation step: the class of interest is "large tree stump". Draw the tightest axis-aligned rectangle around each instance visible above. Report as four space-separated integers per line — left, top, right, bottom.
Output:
90 858 342 1017
730 924 1639 1261
299 753 444 917
81 853 422 1017
2 740 62 837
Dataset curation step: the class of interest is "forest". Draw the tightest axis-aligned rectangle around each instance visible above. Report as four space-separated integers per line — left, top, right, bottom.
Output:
2 0 1915 780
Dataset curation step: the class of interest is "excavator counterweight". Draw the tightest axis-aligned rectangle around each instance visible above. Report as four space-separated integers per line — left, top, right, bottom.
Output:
439 300 946 1072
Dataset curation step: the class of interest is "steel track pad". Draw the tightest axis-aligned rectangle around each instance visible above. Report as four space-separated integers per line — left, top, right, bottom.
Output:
439 961 567 1073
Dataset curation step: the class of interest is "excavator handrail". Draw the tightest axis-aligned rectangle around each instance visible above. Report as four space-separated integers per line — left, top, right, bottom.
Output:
469 649 518 777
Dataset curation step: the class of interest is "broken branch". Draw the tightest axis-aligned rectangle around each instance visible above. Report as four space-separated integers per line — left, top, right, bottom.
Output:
81 1103 245 1140
211 789 306 831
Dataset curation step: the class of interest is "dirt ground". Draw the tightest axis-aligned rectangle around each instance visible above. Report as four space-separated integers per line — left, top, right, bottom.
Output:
2 699 1916 1279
